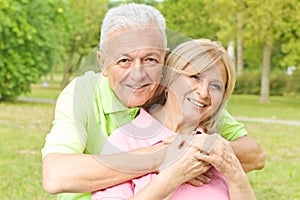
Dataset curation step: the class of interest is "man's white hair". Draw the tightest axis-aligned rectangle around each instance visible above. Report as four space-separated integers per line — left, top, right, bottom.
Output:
100 3 167 48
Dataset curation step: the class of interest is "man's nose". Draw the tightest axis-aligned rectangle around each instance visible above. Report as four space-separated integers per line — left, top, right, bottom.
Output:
130 59 145 80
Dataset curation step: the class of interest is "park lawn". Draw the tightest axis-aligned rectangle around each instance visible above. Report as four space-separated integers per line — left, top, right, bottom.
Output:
0 102 56 200
244 122 300 200
227 94 300 121
0 91 299 199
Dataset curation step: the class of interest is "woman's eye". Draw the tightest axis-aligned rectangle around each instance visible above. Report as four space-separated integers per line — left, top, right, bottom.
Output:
209 83 222 91
190 75 201 80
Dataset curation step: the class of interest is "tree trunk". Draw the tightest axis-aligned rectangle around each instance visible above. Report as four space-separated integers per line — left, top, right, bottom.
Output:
259 43 272 103
61 39 76 89
227 39 235 70
237 11 244 76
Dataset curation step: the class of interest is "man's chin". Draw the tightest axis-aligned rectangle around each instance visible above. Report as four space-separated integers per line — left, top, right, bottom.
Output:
126 99 147 108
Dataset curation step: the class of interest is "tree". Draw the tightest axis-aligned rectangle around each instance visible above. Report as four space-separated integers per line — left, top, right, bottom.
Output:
241 0 300 103
204 0 300 102
0 0 69 100
203 0 247 76
161 0 218 41
60 0 108 88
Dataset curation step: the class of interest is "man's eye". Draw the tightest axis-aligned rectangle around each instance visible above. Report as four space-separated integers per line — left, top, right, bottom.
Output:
118 58 129 63
145 57 158 64
117 58 131 67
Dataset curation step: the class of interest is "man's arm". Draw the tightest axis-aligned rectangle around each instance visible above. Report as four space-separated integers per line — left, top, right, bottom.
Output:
230 135 266 172
42 145 167 194
220 110 266 172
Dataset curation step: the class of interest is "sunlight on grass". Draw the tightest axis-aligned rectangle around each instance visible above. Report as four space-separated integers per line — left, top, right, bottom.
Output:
0 102 56 200
227 94 300 121
245 122 300 200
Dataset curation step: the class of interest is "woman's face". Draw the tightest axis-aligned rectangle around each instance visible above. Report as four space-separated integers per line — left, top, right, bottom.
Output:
167 61 227 126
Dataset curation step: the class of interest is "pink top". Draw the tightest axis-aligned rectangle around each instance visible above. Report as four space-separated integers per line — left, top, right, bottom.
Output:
92 109 229 200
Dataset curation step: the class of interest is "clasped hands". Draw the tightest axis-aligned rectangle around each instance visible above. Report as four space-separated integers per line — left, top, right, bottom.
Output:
159 133 234 186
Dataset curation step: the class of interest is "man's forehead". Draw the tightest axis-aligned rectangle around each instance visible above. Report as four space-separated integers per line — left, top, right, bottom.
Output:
101 27 166 54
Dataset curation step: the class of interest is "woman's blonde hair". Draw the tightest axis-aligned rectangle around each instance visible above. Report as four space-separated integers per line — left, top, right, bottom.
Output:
146 38 236 133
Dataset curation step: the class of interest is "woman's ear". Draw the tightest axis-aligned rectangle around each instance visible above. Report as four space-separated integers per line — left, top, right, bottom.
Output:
97 51 108 76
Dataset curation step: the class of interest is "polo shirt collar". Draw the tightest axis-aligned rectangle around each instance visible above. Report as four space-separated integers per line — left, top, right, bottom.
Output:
100 76 135 114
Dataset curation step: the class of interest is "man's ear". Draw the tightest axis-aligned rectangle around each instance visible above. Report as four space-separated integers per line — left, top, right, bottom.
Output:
164 48 170 64
97 51 108 76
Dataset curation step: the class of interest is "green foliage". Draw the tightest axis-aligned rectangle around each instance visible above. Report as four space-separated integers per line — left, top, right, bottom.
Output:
234 70 300 96
65 0 108 58
285 69 300 95
161 0 219 40
234 70 261 95
58 0 108 87
0 0 69 100
242 0 300 68
269 70 288 96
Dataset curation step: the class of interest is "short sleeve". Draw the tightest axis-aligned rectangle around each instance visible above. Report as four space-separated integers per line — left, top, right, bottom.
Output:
41 75 94 157
219 109 248 141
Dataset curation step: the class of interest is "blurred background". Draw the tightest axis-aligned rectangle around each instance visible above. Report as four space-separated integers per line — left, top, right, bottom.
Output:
0 0 299 199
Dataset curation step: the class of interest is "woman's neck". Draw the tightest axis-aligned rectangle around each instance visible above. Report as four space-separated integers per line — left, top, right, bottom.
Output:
149 104 197 135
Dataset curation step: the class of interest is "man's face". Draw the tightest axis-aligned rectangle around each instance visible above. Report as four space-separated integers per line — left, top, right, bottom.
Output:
99 27 167 108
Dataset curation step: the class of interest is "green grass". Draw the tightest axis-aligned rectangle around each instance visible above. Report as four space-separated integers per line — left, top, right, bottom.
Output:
0 102 56 200
1 84 300 199
244 122 300 200
20 72 64 100
21 85 61 100
227 94 300 121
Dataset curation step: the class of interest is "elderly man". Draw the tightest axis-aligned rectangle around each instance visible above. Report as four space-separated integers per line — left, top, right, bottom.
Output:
42 3 265 200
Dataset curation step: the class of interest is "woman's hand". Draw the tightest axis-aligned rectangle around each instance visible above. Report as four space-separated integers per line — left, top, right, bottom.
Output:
161 135 212 186
159 135 211 187
192 133 257 200
192 133 242 176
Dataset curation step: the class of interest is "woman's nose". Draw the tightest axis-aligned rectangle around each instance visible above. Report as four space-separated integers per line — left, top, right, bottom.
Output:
196 81 210 98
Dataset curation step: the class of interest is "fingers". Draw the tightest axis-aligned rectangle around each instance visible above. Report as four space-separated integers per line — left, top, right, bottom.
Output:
191 133 221 155
186 165 212 186
161 135 176 144
193 151 212 163
159 135 194 171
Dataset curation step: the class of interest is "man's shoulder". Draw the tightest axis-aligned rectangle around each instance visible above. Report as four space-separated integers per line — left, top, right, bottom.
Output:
75 71 102 82
59 71 103 101
71 71 103 91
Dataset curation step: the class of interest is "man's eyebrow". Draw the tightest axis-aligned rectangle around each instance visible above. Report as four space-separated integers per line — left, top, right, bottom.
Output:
120 53 131 58
116 49 163 59
114 53 131 60
144 51 162 57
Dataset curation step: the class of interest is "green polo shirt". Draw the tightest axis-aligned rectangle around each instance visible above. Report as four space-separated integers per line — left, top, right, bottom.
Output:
42 71 138 200
42 71 247 200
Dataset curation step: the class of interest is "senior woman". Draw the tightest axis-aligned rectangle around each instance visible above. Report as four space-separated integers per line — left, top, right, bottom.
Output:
92 39 256 200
